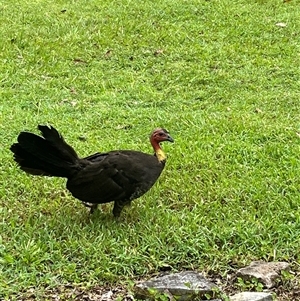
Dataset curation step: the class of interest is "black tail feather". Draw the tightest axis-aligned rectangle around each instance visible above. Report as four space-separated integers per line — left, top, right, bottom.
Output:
10 125 80 178
38 125 79 161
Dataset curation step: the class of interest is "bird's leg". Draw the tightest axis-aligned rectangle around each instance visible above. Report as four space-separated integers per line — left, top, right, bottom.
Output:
90 204 98 214
112 201 126 217
82 202 98 214
112 200 132 217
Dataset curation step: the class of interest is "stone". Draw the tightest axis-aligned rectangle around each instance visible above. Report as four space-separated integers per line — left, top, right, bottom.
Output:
230 292 273 301
134 271 219 300
237 261 290 288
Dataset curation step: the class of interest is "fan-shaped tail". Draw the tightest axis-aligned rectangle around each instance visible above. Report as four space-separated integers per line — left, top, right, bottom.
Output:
10 125 80 178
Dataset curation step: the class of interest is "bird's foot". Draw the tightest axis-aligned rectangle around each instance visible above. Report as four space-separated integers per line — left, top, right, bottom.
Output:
82 202 98 214
90 204 98 214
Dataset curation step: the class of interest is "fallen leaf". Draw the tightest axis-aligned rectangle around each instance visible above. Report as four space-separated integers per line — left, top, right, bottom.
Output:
276 22 287 27
100 290 113 301
105 49 112 57
73 58 87 64
78 136 87 141
115 125 132 130
154 49 164 56
255 108 263 114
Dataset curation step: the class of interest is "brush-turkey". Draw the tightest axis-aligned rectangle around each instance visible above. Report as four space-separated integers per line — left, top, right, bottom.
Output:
10 125 174 217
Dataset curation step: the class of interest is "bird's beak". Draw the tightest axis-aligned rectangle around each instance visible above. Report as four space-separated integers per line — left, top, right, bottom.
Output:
166 134 174 143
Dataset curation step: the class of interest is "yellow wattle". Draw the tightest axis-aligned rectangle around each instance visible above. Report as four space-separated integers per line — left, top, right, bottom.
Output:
156 148 167 162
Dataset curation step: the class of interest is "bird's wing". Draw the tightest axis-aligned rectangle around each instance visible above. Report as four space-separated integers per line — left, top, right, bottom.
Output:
67 152 137 203
81 152 107 162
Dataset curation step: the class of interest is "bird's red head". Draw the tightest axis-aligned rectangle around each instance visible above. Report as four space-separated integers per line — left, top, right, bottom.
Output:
150 128 173 162
151 128 174 144
150 128 174 153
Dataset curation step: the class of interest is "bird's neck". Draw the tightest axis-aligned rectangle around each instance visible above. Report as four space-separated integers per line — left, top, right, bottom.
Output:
151 140 166 162
156 148 167 162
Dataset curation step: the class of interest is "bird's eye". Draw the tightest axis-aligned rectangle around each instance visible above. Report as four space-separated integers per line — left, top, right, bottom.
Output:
158 132 164 136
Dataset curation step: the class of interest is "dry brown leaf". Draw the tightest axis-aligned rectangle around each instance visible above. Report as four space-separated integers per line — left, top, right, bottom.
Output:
105 49 112 57
73 58 87 64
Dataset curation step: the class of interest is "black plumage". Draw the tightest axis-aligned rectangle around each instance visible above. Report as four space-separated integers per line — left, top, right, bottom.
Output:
10 125 173 217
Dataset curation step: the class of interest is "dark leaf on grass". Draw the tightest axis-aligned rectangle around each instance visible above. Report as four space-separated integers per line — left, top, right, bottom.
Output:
78 136 87 141
73 58 87 64
105 49 112 58
158 264 172 272
61 9 67 13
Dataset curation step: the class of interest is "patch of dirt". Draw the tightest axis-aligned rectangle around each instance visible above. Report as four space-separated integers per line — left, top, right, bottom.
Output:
7 268 300 300
12 285 133 301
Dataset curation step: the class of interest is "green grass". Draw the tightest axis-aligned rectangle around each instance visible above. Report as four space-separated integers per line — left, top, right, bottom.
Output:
1 0 300 298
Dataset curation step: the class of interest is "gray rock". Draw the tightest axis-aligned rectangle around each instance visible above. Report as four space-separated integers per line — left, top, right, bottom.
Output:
134 271 219 300
230 292 273 301
237 261 290 288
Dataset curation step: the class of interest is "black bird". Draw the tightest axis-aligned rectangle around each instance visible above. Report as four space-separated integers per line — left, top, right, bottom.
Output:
10 125 174 217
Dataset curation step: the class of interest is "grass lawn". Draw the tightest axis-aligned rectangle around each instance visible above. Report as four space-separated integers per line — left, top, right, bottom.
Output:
1 0 300 299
